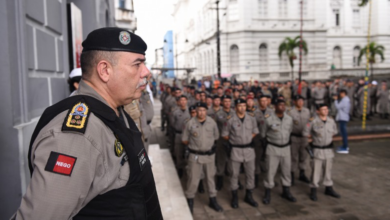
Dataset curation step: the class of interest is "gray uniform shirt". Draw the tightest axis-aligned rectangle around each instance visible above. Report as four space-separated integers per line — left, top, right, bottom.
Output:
222 113 259 162
15 80 132 220
170 108 191 132
254 107 274 135
207 107 222 121
216 109 234 134
303 116 338 159
287 107 311 135
182 116 219 164
262 113 293 157
312 87 326 103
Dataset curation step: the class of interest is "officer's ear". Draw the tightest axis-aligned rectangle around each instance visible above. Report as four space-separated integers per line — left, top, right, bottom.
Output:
96 60 112 83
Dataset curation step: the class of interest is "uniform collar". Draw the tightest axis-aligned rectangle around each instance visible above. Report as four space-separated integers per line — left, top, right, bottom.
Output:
74 80 111 108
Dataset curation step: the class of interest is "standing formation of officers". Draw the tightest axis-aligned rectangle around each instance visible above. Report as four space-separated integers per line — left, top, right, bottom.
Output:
160 80 346 214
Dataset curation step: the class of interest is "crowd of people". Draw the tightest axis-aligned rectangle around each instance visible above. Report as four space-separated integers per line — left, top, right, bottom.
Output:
159 76 390 213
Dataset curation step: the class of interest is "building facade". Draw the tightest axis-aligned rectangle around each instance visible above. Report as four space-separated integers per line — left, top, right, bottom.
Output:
0 0 117 218
115 0 137 32
172 0 390 81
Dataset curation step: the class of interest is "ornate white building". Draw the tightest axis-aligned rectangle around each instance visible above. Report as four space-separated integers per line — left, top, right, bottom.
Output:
172 0 390 81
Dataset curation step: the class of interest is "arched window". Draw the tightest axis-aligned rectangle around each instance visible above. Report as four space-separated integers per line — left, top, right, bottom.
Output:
230 45 239 72
259 43 268 71
333 46 342 69
353 46 360 67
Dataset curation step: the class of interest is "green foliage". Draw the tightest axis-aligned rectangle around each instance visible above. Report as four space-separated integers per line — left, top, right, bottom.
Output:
358 42 385 65
278 36 308 69
358 0 369 7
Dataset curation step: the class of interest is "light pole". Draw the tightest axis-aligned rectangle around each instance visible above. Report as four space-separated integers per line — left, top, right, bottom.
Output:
216 0 221 80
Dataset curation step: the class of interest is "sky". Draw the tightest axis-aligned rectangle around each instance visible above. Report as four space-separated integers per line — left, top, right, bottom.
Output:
133 0 176 68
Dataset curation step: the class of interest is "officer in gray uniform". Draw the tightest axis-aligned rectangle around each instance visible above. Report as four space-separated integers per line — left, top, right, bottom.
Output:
311 81 326 114
170 95 191 178
377 81 390 118
182 102 223 213
12 27 162 219
252 95 274 186
261 99 296 205
222 99 259 208
287 95 311 185
207 95 222 120
140 90 154 152
303 104 340 201
160 86 171 131
215 95 234 190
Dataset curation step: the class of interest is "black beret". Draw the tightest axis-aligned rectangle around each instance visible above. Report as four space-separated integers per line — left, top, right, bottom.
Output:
195 90 201 94
294 95 304 100
217 86 223 89
82 27 147 54
316 103 327 110
195 102 208 109
190 86 195 90
177 95 187 100
258 94 268 99
275 99 286 105
234 98 246 106
171 87 177 92
206 95 213 99
221 95 232 100
213 95 221 100
175 87 181 91
189 105 196 111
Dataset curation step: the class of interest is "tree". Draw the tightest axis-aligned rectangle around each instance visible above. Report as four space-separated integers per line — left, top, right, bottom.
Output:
278 36 308 81
358 0 369 6
358 42 385 80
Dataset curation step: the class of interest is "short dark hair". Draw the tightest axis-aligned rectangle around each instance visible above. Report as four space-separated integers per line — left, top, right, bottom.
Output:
80 50 117 79
339 89 347 95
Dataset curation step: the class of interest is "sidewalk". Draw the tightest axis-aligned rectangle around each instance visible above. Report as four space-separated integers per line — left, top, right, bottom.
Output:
149 97 390 220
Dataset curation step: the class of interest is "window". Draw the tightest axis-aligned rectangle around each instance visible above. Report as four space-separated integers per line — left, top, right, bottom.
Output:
333 9 340 26
230 45 239 72
333 46 342 69
259 44 268 70
302 0 308 18
353 9 360 28
353 46 360 67
279 0 287 18
258 0 268 17
119 0 125 9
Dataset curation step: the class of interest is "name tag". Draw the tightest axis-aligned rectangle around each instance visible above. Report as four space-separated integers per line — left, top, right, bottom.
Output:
138 148 148 171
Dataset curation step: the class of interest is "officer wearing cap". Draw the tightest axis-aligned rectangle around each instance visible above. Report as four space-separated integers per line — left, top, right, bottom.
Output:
222 98 259 208
68 68 82 96
207 95 222 121
170 95 191 177
287 95 311 185
215 95 234 190
261 99 296 205
182 102 223 213
160 86 171 131
303 104 340 201
252 95 274 187
13 28 162 219
189 105 197 118
139 89 154 152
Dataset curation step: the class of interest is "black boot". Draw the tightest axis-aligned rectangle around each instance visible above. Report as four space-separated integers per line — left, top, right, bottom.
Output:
281 186 297 202
325 186 340 198
177 168 183 179
238 180 243 190
244 189 258 207
255 174 259 188
231 190 239 208
310 188 317 201
198 180 205 194
262 188 271 205
187 198 194 214
216 175 223 191
209 197 223 212
299 169 310 183
291 172 295 186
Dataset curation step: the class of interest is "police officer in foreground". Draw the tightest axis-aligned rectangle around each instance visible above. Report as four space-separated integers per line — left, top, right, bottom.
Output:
303 104 340 201
287 95 311 185
13 28 162 219
182 102 223 213
222 99 259 209
261 99 296 205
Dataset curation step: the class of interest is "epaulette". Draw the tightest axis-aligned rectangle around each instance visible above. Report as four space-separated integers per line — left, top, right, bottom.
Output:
264 113 270 119
309 117 314 122
62 100 91 134
226 115 232 120
248 112 254 117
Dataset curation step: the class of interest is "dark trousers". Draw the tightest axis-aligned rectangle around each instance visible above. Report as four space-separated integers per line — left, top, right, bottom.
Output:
338 120 348 148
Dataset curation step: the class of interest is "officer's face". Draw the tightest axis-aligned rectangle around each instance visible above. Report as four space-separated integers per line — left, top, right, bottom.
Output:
275 103 286 113
222 99 231 109
175 90 182 97
236 103 246 114
190 110 197 117
213 98 221 107
317 106 329 117
179 97 187 108
259 97 267 108
296 99 304 108
246 99 254 107
206 98 213 106
196 107 207 120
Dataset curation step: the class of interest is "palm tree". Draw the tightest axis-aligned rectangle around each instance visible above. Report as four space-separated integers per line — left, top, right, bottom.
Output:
358 42 385 80
358 0 369 6
278 36 308 81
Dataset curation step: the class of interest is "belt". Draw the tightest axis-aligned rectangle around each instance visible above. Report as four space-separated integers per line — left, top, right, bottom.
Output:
291 133 303 137
231 144 252 148
310 142 334 149
267 141 290 148
147 120 151 125
175 129 182 134
188 147 216 155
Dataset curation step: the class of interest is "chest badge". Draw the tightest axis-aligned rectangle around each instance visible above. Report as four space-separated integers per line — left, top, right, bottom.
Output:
114 138 124 157
193 132 198 137
138 148 148 171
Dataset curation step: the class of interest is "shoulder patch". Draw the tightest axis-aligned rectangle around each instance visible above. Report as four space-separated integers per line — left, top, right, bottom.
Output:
45 151 77 176
226 115 232 120
248 112 254 117
265 114 270 118
62 101 91 134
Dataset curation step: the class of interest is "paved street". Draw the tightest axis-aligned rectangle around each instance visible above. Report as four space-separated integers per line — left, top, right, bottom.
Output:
149 98 390 220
